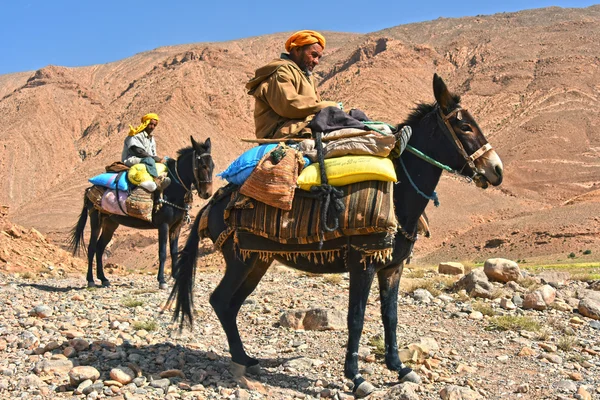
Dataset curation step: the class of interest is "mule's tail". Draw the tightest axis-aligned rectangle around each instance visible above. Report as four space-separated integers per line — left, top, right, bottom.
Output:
169 209 202 329
68 192 91 256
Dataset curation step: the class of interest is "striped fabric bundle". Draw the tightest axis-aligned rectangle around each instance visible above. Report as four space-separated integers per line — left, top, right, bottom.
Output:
226 180 397 245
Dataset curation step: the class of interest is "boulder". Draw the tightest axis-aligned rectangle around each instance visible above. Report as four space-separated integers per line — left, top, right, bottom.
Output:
280 309 345 331
438 262 464 275
484 258 521 283
454 268 493 298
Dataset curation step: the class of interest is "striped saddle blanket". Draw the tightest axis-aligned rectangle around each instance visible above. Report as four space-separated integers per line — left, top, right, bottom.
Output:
224 180 397 245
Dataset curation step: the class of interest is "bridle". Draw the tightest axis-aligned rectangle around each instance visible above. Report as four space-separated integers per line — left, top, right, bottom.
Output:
161 150 212 223
396 105 494 243
437 106 493 176
172 150 213 193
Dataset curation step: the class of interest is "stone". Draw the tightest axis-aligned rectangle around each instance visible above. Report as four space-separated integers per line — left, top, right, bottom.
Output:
453 268 493 298
523 291 547 310
413 288 434 303
483 258 521 283
578 297 600 320
539 284 557 305
539 271 571 287
110 367 136 385
539 343 557 353
33 359 74 376
74 379 93 395
440 384 482 399
500 298 516 310
384 382 420 399
438 262 464 275
31 305 53 318
518 347 536 357
160 369 185 379
279 308 345 331
19 331 40 349
577 386 592 400
554 379 577 393
70 338 90 352
69 366 100 385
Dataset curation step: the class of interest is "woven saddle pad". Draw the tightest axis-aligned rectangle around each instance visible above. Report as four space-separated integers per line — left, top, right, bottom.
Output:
225 180 397 245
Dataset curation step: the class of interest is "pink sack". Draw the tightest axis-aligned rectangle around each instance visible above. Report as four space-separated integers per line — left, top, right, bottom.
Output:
100 189 128 216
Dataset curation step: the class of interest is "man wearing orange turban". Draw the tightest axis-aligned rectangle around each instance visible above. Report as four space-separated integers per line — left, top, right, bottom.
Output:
246 30 339 139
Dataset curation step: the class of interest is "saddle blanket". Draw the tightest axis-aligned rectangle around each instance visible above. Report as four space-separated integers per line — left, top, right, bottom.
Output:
86 185 154 222
225 180 397 245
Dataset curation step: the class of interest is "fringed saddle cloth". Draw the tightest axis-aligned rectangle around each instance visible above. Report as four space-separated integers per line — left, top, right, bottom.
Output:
201 181 398 265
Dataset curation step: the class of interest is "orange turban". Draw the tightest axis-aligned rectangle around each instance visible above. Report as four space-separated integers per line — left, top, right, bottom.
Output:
285 30 326 52
128 113 160 136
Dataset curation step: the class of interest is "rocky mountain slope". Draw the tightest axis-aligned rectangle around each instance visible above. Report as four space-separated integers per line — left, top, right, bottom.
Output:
1 6 600 268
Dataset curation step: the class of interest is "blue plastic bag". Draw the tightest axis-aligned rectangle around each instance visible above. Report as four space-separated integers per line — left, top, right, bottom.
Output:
218 144 311 186
89 172 129 191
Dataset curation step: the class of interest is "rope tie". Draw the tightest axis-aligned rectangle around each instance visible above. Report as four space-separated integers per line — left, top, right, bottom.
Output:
399 158 440 207
309 131 345 246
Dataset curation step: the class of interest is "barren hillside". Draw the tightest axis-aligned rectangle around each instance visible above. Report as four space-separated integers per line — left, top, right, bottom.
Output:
1 6 600 269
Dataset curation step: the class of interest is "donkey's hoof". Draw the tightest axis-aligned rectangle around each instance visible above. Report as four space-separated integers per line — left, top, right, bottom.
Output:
87 281 96 288
246 363 261 375
399 370 421 384
354 381 375 398
230 362 246 379
159 282 168 290
101 281 111 288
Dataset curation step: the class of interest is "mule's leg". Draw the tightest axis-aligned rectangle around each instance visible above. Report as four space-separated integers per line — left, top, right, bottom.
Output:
377 263 421 384
209 240 269 369
344 255 377 398
157 223 170 289
166 221 182 289
95 218 118 287
86 210 101 287
226 257 271 375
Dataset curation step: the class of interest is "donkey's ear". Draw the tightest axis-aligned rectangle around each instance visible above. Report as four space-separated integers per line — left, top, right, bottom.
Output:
203 137 211 151
433 74 455 113
190 135 199 150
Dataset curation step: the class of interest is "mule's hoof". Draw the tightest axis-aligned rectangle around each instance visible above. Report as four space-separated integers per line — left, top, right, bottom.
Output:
246 363 261 375
159 282 168 290
399 370 421 384
355 381 375 398
230 362 246 378
101 281 111 287
87 281 96 288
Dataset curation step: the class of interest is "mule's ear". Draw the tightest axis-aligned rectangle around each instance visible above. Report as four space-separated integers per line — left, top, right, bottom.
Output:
190 135 199 150
203 137 211 151
433 74 455 113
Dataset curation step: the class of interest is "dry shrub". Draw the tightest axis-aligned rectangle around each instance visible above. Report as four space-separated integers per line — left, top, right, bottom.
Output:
472 301 496 317
557 335 577 351
535 329 552 341
488 315 541 332
324 274 342 285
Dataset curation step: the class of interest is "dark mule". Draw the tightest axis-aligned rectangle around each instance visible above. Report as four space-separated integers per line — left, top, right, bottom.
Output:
70 136 214 289
170 75 504 397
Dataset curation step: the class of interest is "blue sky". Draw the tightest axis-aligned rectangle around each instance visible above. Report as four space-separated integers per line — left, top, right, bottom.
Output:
0 0 597 75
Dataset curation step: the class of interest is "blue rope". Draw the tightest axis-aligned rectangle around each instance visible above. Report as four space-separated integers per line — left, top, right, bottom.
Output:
399 158 440 207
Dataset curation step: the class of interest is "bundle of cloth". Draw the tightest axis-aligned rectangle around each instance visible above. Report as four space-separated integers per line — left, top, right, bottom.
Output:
86 162 169 222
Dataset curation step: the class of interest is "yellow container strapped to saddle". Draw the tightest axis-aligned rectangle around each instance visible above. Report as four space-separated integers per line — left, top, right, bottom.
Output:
297 155 397 191
127 163 168 186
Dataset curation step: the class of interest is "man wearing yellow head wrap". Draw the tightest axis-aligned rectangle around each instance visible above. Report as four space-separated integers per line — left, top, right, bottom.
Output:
246 30 339 139
121 113 166 167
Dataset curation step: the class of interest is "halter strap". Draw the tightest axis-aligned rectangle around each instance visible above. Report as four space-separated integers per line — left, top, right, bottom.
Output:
437 106 492 172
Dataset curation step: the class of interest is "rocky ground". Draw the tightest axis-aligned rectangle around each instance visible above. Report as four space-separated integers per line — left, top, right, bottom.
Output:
0 256 599 400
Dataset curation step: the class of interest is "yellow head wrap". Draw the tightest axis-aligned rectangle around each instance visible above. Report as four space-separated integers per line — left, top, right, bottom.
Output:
128 113 160 136
285 30 326 52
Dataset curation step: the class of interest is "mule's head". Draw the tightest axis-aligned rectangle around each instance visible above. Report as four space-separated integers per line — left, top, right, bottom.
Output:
190 136 214 199
433 74 503 188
